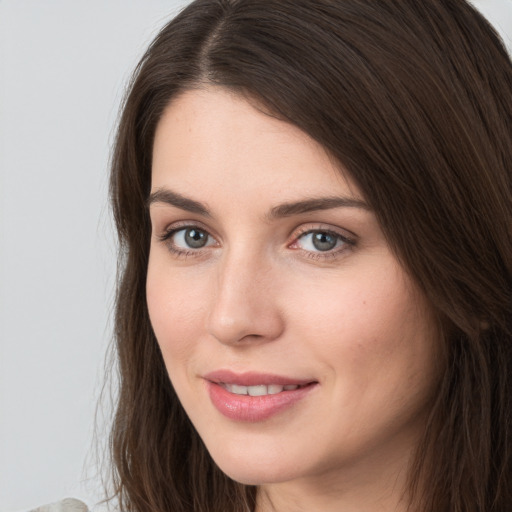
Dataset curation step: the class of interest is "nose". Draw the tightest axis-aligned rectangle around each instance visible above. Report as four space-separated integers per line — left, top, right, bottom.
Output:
207 250 285 346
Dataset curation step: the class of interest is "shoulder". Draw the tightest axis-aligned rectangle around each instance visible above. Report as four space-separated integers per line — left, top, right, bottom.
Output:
29 499 89 512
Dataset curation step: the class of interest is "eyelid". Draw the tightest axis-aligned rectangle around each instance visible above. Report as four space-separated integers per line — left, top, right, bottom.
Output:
156 221 219 258
290 223 356 245
157 219 217 240
288 224 357 258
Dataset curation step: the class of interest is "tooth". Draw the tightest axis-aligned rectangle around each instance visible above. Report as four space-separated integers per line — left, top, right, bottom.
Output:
230 384 249 395
223 383 301 396
248 385 268 396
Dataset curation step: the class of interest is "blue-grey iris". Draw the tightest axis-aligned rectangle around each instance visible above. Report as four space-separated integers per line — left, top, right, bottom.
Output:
185 228 208 248
312 232 337 251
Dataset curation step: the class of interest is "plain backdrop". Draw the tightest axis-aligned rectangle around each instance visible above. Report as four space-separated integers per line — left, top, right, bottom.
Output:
0 1 511 511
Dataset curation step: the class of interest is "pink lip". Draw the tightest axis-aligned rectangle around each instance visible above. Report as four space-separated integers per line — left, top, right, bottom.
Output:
203 370 318 422
204 369 314 387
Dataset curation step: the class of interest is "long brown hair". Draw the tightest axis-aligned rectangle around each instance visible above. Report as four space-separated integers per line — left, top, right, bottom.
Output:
108 1 512 510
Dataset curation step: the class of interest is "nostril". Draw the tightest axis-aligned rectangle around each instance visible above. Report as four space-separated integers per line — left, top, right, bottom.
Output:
207 296 284 346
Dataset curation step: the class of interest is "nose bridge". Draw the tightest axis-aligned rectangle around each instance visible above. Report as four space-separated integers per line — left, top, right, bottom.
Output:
207 243 283 345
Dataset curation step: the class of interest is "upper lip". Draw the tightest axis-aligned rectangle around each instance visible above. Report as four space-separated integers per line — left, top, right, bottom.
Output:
203 369 316 387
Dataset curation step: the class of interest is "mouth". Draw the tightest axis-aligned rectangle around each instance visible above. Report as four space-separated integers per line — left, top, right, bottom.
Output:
203 370 318 422
219 382 311 396
204 369 316 391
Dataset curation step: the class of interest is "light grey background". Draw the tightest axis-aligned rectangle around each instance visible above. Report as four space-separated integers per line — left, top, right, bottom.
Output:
0 1 511 511
0 2 189 510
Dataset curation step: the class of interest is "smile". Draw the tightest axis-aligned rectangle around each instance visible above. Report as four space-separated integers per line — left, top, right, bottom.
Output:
220 383 303 396
203 371 318 422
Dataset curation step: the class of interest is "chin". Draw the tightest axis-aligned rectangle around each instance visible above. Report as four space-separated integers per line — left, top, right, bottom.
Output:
207 446 303 485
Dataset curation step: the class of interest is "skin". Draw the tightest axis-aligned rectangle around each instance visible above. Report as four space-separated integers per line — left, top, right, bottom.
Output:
147 87 441 512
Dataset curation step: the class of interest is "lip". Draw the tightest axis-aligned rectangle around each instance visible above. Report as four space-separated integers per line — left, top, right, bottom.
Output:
203 370 318 422
204 369 315 387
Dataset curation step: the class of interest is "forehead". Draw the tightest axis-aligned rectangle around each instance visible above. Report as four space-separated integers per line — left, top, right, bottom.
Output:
151 87 361 204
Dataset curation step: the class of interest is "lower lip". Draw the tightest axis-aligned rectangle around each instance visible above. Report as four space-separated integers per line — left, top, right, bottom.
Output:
206 381 317 422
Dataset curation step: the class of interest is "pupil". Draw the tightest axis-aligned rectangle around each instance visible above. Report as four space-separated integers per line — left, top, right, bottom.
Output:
185 229 207 248
312 232 337 251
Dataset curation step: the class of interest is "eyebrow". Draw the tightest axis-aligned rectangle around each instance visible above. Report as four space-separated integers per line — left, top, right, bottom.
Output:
267 196 370 219
147 189 212 217
147 188 370 218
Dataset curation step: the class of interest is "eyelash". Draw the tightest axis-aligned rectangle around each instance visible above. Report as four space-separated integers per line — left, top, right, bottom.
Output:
157 224 215 259
157 224 356 261
290 227 356 261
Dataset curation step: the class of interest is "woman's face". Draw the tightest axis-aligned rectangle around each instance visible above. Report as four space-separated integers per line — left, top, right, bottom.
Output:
147 88 440 495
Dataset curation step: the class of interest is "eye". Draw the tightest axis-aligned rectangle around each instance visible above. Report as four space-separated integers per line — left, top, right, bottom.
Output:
293 229 354 255
174 227 212 249
159 225 217 255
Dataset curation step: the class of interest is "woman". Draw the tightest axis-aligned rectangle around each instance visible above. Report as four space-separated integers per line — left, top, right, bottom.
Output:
108 0 512 511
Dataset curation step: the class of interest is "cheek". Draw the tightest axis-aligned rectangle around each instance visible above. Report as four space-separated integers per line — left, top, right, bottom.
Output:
146 254 210 367
288 259 438 387
287 262 440 455
288 262 405 342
